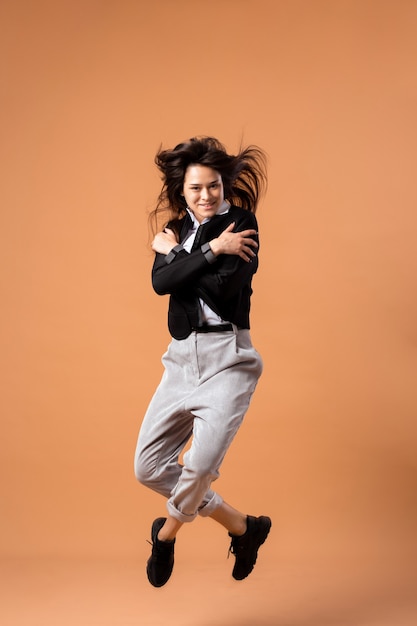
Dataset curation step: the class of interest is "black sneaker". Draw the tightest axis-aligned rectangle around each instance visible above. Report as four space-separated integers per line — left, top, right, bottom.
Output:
146 517 175 587
229 515 272 580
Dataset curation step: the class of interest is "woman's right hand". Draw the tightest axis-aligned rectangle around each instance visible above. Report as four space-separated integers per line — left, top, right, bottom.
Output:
209 222 258 262
152 228 178 255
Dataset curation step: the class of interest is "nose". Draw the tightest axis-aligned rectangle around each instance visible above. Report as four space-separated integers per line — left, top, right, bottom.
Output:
200 187 210 201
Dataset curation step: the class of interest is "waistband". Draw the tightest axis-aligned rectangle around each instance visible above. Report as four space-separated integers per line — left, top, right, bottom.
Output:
192 323 234 333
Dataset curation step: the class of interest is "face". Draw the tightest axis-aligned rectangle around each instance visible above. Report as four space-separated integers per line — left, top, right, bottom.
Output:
182 165 224 223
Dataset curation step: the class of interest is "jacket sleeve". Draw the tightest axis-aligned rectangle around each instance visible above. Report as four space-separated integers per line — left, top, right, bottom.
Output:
151 247 214 295
195 249 258 303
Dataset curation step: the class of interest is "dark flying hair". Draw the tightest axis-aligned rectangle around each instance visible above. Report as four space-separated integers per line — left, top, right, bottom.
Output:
149 136 267 235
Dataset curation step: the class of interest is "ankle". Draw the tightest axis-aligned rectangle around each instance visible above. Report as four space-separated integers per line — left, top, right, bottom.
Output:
156 516 182 542
157 529 176 542
229 516 247 537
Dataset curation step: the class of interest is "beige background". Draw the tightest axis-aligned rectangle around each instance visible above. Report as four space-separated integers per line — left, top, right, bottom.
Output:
1 0 417 624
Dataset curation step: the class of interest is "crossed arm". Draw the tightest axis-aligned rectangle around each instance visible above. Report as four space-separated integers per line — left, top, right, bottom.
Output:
152 222 258 263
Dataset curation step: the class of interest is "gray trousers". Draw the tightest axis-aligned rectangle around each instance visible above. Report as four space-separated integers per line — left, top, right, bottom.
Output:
134 327 263 523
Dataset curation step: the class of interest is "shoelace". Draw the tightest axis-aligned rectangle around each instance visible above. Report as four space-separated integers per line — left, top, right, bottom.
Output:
228 536 244 558
147 538 174 560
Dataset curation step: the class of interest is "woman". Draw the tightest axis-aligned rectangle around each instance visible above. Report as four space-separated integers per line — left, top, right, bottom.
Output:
134 136 271 587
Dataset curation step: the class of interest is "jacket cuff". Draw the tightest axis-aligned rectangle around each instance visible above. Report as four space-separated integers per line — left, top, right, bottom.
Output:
165 244 184 264
201 242 216 264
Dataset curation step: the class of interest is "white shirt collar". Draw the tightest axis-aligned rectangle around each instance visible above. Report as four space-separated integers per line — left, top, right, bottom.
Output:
186 200 230 229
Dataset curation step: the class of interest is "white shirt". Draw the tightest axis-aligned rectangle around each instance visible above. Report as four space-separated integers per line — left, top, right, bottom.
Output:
182 201 230 325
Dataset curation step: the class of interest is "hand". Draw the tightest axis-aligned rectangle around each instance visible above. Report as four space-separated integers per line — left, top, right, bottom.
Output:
209 222 258 262
151 228 178 255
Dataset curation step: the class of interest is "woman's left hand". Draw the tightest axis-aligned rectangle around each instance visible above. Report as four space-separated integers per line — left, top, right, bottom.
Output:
209 223 258 262
151 228 178 255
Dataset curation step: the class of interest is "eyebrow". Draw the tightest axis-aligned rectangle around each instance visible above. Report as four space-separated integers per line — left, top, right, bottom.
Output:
187 179 220 186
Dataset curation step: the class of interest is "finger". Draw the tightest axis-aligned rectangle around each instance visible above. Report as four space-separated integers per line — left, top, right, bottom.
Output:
243 246 257 257
243 238 258 248
240 228 258 237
